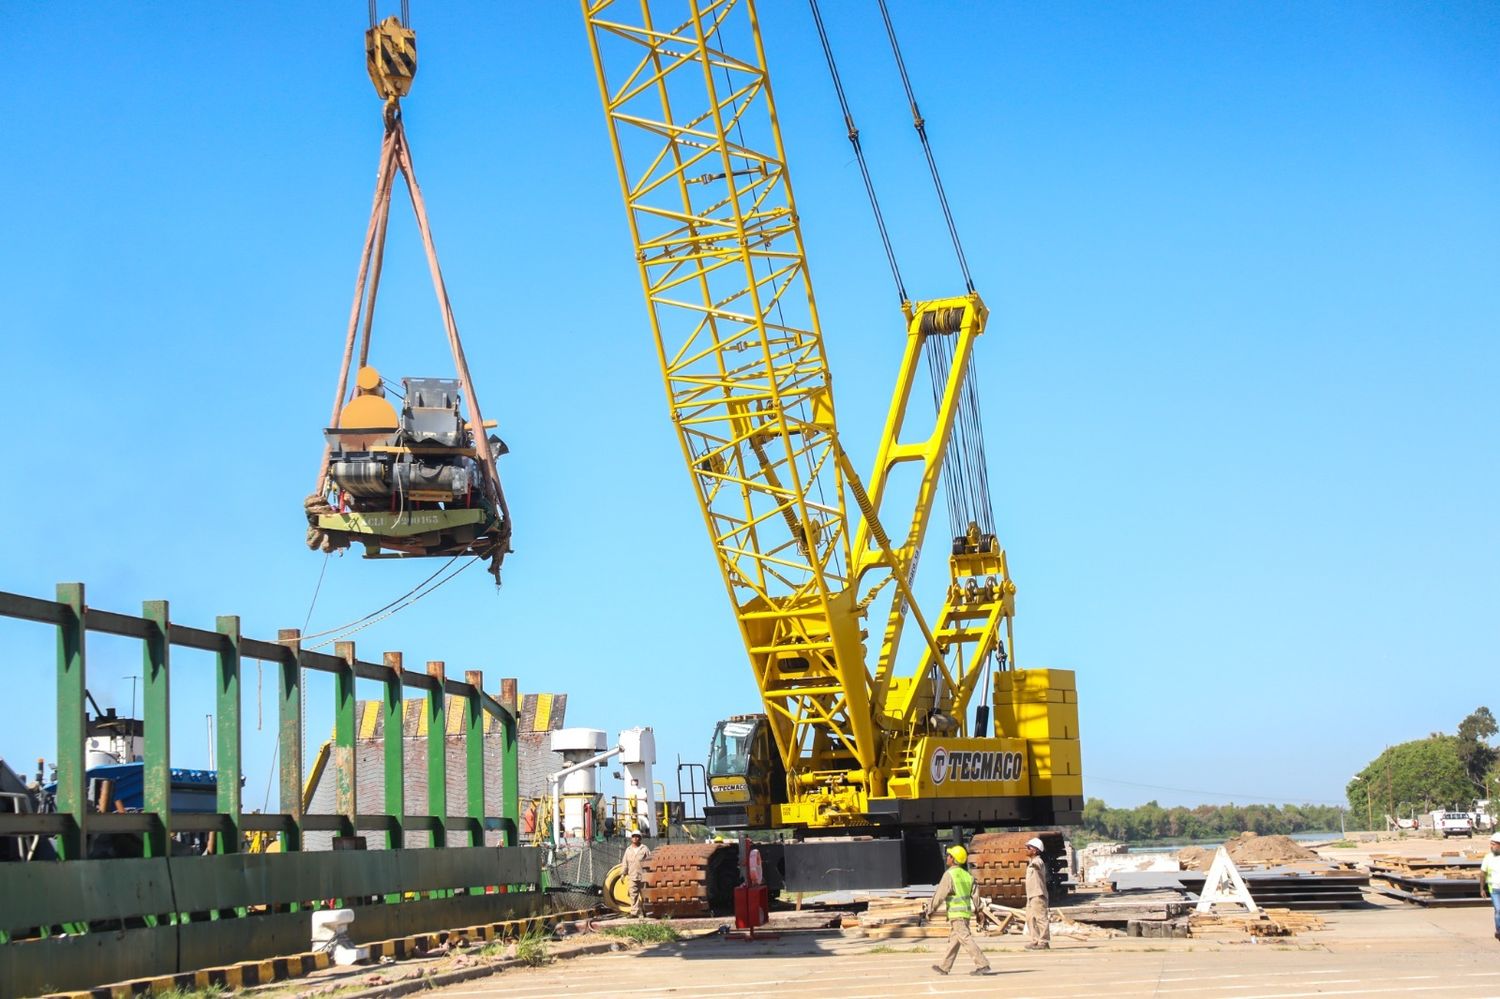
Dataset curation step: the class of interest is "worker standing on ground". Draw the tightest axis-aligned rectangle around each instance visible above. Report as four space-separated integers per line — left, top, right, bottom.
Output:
924 844 993 976
1481 832 1500 942
1024 837 1051 950
622 831 651 918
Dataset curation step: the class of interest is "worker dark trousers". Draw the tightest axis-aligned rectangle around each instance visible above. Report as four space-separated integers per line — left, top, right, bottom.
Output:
939 917 990 973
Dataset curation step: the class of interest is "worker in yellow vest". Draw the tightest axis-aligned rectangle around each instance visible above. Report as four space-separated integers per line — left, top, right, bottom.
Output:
923 844 993 976
1481 832 1500 941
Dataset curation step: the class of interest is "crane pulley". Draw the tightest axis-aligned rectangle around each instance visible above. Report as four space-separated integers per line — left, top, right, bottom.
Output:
304 11 511 581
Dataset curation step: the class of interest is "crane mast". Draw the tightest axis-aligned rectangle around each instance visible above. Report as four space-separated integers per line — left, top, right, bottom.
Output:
584 0 1071 834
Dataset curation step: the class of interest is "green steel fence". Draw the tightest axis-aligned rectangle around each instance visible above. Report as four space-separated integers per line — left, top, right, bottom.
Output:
0 583 544 996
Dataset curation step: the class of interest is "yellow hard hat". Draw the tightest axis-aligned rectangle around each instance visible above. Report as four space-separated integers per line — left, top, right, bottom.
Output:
946 844 968 865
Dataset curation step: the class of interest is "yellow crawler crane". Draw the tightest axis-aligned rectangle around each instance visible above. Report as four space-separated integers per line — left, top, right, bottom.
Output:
582 0 1080 913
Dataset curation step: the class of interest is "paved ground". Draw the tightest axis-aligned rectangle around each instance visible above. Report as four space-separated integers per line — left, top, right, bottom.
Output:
424 907 1500 998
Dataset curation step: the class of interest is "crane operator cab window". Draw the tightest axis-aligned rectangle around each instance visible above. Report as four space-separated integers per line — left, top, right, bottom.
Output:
709 719 757 777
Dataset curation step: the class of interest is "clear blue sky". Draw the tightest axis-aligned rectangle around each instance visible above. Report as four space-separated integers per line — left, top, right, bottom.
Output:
4 2 1496 814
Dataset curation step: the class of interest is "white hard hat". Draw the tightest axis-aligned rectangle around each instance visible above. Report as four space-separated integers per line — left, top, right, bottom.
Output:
1490 832 1500 844
1027 837 1045 851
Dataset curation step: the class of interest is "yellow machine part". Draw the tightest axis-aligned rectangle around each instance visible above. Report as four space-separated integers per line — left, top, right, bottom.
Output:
583 0 1081 833
995 669 1082 797
338 366 399 430
602 864 631 913
246 741 330 853
905 736 1032 798
365 16 416 101
707 775 751 805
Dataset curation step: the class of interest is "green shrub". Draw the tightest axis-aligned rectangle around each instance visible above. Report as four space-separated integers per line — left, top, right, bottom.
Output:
515 927 552 966
601 921 681 944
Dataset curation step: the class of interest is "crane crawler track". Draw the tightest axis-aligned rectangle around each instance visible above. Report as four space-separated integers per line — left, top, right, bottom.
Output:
642 843 740 919
967 830 1065 906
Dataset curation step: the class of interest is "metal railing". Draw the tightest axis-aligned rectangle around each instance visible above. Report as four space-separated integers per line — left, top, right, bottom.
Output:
0 583 519 855
0 583 545 995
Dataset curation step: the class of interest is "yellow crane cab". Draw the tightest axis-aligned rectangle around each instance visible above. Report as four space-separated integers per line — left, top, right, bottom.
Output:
705 714 788 831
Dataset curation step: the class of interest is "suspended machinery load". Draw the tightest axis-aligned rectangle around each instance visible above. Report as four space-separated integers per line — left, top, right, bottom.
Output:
304 12 511 579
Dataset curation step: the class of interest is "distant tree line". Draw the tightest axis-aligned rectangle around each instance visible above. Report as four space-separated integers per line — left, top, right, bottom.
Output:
1074 708 1500 842
1345 706 1498 828
1079 798 1345 842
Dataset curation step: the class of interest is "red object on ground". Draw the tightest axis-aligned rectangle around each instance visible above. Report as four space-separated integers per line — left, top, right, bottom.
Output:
734 884 770 930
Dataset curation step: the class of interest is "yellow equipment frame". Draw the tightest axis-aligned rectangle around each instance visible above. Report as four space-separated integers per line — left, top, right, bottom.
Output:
583 0 1020 828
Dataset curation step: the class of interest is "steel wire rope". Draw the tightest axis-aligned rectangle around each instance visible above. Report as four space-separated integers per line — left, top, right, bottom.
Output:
808 0 906 306
295 551 333 798
368 1 411 28
874 0 973 293
809 1 990 551
278 554 460 646
867 0 997 542
301 556 480 651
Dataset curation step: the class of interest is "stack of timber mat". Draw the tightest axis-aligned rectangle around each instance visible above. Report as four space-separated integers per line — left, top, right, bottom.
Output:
1060 888 1193 937
1173 864 1369 910
1189 908 1326 939
849 897 945 939
1368 854 1486 907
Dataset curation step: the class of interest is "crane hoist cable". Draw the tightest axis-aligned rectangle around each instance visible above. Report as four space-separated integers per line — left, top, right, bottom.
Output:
875 0 995 539
807 0 996 541
305 10 512 582
875 0 975 295
368 0 410 27
807 0 906 306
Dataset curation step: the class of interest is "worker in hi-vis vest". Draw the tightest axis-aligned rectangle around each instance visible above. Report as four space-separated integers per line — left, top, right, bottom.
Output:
923 844 993 976
1481 832 1500 941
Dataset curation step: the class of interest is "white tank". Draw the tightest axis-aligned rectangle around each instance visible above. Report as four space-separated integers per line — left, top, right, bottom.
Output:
85 737 121 769
550 728 607 839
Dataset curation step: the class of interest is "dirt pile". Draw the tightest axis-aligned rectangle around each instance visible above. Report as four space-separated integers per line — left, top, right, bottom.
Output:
1177 846 1214 871
1176 833 1320 871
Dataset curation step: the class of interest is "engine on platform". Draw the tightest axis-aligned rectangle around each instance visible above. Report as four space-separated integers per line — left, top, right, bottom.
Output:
326 374 491 507
307 365 509 573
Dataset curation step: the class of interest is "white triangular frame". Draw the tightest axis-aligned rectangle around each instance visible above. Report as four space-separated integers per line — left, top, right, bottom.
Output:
1194 847 1259 914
